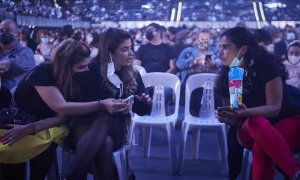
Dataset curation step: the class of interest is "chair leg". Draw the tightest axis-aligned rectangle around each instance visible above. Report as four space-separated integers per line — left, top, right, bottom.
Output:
241 149 252 180
166 123 177 174
61 148 76 179
113 147 128 180
192 129 201 159
220 125 229 174
131 127 140 146
46 151 60 180
26 161 30 180
128 122 136 145
179 122 189 174
142 126 152 157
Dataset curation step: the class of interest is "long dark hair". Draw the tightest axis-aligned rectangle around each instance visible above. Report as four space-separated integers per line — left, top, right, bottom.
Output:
96 28 137 97
216 27 288 97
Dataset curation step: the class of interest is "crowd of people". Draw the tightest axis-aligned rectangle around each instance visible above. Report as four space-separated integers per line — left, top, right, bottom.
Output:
1 0 300 22
0 7 299 180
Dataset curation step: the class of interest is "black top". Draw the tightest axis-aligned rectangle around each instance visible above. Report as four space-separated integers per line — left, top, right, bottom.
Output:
220 58 299 123
14 64 56 119
135 43 175 73
87 62 151 116
14 62 150 120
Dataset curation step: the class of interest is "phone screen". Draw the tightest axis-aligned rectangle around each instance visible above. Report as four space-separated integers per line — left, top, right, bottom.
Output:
125 95 134 103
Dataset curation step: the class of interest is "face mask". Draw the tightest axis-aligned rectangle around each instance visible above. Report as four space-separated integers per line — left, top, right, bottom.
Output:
288 55 300 65
184 38 192 45
86 35 93 44
72 71 91 85
286 32 295 41
107 62 115 76
229 49 242 68
0 31 14 45
41 37 49 43
274 37 281 43
107 61 123 97
146 31 154 41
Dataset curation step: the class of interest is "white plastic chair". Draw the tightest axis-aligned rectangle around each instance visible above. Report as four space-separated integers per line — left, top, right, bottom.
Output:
133 65 147 76
178 73 228 173
129 72 181 174
61 146 129 180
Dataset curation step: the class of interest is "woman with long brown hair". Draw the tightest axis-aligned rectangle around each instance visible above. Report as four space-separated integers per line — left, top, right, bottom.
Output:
66 28 151 179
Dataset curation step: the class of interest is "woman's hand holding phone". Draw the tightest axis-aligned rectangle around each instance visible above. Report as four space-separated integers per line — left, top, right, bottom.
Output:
215 104 247 126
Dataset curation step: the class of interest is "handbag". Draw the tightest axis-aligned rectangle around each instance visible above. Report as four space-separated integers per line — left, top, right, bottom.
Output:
0 107 38 129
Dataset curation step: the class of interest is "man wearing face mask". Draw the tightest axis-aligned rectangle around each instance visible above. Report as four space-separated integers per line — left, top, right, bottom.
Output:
0 19 35 97
134 23 177 74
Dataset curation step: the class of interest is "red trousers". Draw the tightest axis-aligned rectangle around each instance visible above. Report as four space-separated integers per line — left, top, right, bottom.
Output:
237 115 300 180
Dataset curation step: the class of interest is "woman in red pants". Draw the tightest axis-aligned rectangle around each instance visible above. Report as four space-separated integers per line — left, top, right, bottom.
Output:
215 27 300 180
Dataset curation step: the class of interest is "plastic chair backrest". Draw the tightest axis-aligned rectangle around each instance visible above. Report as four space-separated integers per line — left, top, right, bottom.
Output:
185 73 218 118
142 72 181 118
150 85 166 116
199 79 215 118
134 65 147 76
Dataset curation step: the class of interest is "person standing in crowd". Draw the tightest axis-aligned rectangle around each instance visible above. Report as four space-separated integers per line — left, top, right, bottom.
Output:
274 30 288 61
61 24 74 40
216 27 300 180
19 27 37 52
66 28 151 179
134 23 177 74
0 19 35 108
176 30 218 86
172 29 191 60
283 40 300 89
164 26 177 46
89 32 101 58
35 29 54 61
253 28 274 52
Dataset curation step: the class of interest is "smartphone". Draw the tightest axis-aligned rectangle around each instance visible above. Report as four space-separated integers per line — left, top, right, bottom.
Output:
217 106 232 113
124 95 134 103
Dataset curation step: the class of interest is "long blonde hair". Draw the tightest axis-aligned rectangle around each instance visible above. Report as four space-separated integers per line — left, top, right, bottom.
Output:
96 28 137 97
51 39 91 99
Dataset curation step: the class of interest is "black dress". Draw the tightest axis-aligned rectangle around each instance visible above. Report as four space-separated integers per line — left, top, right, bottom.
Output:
66 62 151 150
